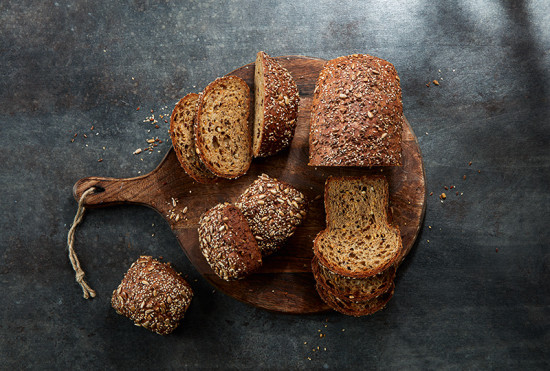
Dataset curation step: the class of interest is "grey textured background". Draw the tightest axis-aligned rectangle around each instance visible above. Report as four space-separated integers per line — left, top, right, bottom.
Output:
1 0 549 369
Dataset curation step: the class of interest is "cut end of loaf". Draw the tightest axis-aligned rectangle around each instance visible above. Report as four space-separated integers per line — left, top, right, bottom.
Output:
253 51 300 158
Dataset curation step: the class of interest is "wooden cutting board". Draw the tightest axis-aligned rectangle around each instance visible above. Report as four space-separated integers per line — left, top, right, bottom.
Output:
73 56 426 314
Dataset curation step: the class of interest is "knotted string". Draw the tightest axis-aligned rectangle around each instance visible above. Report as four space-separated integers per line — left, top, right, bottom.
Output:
67 187 97 299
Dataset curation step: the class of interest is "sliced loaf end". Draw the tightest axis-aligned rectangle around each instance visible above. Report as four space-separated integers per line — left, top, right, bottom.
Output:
253 51 300 157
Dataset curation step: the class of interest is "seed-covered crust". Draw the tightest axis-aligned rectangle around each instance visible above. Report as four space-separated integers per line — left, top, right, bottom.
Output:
313 176 403 278
315 281 394 317
253 51 300 157
170 93 219 183
111 256 193 335
309 54 403 167
195 76 252 179
235 174 308 256
312 256 396 301
198 203 262 280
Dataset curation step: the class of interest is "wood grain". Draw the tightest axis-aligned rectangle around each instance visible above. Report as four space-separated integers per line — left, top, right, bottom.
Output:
73 56 426 314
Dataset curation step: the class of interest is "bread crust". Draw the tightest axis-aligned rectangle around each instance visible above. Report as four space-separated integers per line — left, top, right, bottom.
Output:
253 51 300 157
315 281 394 317
169 93 220 183
312 256 396 301
313 175 403 278
309 54 403 167
198 203 262 281
195 76 252 179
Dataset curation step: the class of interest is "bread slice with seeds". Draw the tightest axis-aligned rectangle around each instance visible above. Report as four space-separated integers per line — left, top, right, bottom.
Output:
195 76 252 179
235 174 307 256
170 93 219 183
315 281 394 317
112 256 193 335
198 203 262 281
253 51 300 157
313 176 402 278
312 256 395 301
309 54 403 167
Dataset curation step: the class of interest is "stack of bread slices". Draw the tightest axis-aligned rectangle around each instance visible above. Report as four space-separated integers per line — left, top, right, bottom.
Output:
170 51 299 183
312 176 402 316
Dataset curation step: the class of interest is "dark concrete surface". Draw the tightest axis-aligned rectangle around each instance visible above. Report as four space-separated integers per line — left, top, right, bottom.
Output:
1 0 549 369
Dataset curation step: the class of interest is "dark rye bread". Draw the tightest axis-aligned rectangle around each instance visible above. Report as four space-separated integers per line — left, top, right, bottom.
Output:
198 203 262 281
253 51 300 157
315 281 394 317
169 93 219 183
313 176 402 278
309 54 403 167
195 76 252 179
312 256 396 301
235 174 307 256
111 256 193 335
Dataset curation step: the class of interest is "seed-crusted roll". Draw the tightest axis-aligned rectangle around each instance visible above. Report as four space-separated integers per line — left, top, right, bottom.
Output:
235 174 308 256
111 256 193 335
198 203 262 281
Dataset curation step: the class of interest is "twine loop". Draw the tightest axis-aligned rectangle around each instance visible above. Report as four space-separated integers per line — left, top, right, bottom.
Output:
67 187 97 299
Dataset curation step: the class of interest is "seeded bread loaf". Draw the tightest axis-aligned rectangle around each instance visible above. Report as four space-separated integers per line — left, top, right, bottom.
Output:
195 76 252 179
253 51 300 157
111 256 194 335
198 203 262 280
315 281 394 317
312 256 395 301
309 54 403 167
313 176 402 278
235 174 307 256
170 93 219 183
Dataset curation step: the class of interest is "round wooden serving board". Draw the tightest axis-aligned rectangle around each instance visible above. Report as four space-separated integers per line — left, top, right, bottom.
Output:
74 56 426 314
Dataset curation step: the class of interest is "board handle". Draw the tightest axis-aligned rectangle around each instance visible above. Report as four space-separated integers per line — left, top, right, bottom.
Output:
73 175 153 208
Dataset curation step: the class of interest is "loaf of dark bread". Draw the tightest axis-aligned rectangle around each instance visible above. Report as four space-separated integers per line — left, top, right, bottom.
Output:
315 281 394 317
170 93 219 183
111 256 193 335
195 76 252 179
253 51 300 157
198 203 262 280
235 174 307 256
313 176 402 278
312 256 395 301
309 54 403 167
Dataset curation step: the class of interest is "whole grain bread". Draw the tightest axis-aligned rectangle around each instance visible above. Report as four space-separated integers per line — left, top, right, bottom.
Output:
312 256 395 301
198 203 262 280
235 174 307 256
315 281 394 317
195 76 252 179
313 176 402 278
111 256 194 335
309 54 403 167
253 51 300 157
170 93 219 183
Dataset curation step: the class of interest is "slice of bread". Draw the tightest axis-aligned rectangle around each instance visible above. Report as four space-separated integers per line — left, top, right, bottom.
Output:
195 76 252 179
309 54 403 167
170 93 219 183
313 176 402 278
315 281 394 317
312 256 395 301
235 174 307 256
253 51 300 157
197 203 262 281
